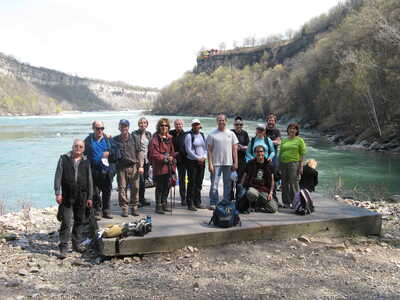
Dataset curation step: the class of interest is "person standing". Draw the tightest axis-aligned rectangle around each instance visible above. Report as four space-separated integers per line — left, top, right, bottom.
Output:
169 119 187 206
132 117 152 207
148 118 176 214
185 119 207 211
113 119 144 217
279 123 307 208
207 113 238 210
231 116 249 199
84 121 117 220
54 139 93 258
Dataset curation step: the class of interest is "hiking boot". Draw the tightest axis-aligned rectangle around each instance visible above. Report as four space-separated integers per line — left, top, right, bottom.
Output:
121 209 129 217
181 200 187 206
59 245 68 259
187 205 197 211
155 207 165 214
72 243 86 253
95 210 102 220
102 211 113 219
208 205 216 211
195 204 206 209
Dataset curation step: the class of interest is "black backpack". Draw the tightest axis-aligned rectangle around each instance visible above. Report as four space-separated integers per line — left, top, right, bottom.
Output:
249 136 272 158
180 130 205 159
209 200 241 228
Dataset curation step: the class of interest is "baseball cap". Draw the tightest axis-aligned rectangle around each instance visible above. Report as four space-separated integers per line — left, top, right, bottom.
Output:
119 119 130 127
256 123 266 130
191 119 201 125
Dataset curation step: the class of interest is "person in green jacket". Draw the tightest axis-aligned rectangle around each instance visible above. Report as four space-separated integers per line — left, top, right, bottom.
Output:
279 123 306 208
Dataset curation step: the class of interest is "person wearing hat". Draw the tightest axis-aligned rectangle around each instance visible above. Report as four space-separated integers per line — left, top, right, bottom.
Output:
113 119 144 217
184 119 207 211
245 123 275 163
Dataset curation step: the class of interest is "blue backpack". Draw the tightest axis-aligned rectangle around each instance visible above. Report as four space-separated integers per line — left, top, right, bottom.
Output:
209 200 241 228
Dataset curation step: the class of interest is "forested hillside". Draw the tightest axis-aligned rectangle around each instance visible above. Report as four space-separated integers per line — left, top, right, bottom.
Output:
153 0 400 149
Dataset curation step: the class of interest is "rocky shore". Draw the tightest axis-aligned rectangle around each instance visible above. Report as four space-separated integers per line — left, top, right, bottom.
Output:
1 199 400 299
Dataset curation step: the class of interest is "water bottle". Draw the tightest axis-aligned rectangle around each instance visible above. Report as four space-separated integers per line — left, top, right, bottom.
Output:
146 215 152 224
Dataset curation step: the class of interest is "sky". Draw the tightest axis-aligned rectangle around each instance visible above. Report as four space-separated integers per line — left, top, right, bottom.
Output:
0 0 342 88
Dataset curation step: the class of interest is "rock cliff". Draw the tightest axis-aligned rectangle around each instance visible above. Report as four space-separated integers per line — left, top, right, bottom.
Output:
0 53 158 115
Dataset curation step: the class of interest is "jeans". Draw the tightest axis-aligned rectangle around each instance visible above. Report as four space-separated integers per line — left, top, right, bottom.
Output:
280 161 300 206
186 159 205 207
209 165 232 205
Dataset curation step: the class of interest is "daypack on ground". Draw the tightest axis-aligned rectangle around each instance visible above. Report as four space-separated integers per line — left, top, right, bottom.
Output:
209 200 241 228
293 189 314 215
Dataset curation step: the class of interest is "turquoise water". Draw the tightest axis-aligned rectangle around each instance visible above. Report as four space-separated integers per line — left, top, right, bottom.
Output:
1 111 399 211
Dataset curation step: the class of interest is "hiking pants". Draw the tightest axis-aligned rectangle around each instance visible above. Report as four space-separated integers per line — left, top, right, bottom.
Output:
59 202 86 249
246 187 278 213
280 161 300 206
154 174 170 208
186 159 205 207
176 161 187 203
117 165 139 210
92 170 113 213
209 165 232 205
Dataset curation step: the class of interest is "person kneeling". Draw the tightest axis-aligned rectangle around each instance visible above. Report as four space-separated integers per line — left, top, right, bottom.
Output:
239 145 277 213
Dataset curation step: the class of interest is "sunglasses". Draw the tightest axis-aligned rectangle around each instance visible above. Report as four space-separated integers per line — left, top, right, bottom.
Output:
74 145 84 148
160 124 169 127
234 123 243 126
95 127 105 131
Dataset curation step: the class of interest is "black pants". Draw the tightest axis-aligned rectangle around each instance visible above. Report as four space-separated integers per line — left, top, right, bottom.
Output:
176 161 187 202
186 159 205 207
139 162 150 203
92 170 113 213
155 174 170 208
58 201 86 249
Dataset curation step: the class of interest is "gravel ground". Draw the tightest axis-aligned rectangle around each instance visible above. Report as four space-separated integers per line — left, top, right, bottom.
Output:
1 199 400 300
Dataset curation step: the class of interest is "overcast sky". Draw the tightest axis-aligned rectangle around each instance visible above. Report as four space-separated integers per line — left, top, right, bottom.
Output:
0 0 342 88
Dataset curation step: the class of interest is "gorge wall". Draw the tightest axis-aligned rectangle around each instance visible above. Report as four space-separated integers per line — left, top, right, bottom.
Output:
0 53 158 115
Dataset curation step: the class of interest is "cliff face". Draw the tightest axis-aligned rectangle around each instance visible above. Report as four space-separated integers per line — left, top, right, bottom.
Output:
194 34 316 74
0 53 158 115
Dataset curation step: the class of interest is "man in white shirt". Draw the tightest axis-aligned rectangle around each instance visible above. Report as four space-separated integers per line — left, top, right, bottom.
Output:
207 114 238 209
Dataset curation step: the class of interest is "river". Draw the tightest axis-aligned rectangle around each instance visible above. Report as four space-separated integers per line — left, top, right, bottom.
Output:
1 110 399 211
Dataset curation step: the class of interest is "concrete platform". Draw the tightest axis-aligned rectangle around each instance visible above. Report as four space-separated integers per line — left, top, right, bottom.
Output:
98 186 381 256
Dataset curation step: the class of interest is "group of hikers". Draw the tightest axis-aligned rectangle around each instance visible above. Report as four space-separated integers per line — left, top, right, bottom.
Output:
54 113 318 257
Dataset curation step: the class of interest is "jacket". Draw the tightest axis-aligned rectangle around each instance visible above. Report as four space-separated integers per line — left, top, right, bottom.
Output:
148 133 176 176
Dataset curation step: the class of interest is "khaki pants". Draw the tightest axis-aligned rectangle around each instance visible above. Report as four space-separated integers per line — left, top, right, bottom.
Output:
117 166 139 210
246 187 278 213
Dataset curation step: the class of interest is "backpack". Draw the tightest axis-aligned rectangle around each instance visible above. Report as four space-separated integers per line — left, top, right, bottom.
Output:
293 189 314 215
249 136 272 158
209 200 241 228
180 130 205 159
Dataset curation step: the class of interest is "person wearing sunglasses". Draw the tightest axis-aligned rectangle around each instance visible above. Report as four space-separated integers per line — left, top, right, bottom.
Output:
84 121 118 220
230 116 249 200
148 118 177 214
54 139 93 258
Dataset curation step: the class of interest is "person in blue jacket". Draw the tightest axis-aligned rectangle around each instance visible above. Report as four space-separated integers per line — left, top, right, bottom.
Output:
245 124 275 163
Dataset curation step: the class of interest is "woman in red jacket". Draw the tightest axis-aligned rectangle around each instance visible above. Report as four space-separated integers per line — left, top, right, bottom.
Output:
148 118 177 214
